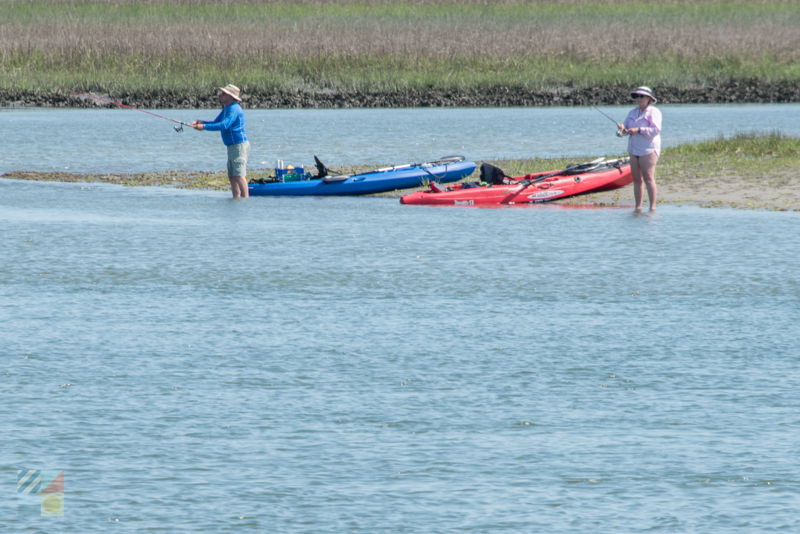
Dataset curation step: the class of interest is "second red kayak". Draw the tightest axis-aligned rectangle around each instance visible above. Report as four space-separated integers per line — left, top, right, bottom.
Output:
400 157 632 206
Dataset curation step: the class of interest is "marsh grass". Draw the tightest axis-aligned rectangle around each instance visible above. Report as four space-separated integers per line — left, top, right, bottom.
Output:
657 131 800 185
666 131 800 158
2 0 799 94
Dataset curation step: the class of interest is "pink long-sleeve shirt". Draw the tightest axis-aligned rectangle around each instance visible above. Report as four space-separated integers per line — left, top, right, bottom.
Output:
623 105 662 157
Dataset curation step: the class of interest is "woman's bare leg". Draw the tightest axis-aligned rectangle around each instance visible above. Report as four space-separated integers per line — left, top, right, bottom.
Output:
630 155 644 212
639 153 658 211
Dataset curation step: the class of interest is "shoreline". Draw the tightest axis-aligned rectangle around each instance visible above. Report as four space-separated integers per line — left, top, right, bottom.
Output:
3 81 800 110
5 165 799 211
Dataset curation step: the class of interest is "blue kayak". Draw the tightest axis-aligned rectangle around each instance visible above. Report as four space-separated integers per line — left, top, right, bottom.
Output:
248 156 476 196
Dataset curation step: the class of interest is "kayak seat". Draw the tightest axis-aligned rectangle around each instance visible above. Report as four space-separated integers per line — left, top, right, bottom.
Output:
314 155 332 179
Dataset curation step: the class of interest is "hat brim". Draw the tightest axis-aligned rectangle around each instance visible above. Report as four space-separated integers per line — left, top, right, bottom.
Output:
218 88 242 101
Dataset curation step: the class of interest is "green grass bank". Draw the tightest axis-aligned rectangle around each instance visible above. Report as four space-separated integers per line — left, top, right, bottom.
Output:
2 0 799 107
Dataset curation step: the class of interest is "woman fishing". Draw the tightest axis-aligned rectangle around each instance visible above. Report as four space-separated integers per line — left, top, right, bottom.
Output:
192 85 250 199
617 86 661 213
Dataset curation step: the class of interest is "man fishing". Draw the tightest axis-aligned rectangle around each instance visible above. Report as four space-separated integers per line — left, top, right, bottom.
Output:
192 85 250 198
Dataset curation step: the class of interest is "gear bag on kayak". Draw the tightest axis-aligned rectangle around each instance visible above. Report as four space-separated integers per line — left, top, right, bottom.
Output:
480 163 508 185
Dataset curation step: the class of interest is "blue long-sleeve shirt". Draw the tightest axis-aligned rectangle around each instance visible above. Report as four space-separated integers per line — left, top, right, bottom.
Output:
203 103 248 146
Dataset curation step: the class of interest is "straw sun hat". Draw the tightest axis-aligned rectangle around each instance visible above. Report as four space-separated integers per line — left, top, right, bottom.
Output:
218 84 242 101
630 86 657 104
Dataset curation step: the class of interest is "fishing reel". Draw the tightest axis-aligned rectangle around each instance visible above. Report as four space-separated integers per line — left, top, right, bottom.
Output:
174 124 184 133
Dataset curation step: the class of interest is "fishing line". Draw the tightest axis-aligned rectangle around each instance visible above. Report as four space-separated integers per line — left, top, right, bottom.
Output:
591 106 623 137
61 89 193 132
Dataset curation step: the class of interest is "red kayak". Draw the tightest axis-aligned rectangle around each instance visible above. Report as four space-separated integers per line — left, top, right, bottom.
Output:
400 157 632 206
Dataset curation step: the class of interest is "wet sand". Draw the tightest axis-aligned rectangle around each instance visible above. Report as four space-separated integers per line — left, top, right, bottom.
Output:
1 170 233 191
4 164 799 211
558 166 800 211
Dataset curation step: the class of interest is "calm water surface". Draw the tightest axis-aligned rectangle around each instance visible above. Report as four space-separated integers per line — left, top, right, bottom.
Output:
1 179 798 532
2 104 800 173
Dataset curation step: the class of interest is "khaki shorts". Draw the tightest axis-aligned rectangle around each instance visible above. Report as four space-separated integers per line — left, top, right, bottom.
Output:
226 141 250 178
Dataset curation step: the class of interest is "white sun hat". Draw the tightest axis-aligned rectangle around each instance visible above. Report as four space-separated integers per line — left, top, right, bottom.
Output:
630 86 657 104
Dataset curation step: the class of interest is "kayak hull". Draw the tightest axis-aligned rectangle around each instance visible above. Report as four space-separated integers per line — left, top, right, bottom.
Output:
400 163 632 206
249 161 477 196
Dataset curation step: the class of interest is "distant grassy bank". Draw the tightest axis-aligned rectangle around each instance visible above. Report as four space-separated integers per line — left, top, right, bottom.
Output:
5 133 799 210
2 0 799 107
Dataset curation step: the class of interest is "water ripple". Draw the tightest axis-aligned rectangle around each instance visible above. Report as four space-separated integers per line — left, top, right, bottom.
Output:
2 181 799 532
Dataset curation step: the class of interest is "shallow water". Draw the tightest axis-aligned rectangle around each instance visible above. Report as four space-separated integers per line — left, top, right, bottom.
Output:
2 178 799 532
2 104 800 174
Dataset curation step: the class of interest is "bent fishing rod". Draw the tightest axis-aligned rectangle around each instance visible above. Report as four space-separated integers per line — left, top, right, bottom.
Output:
591 106 624 137
61 89 194 132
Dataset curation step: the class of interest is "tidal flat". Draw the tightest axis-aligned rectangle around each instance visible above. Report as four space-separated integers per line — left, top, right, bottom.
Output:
5 134 799 211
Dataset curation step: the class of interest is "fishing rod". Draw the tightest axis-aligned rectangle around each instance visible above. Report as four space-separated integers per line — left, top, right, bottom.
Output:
591 106 624 137
61 89 194 132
